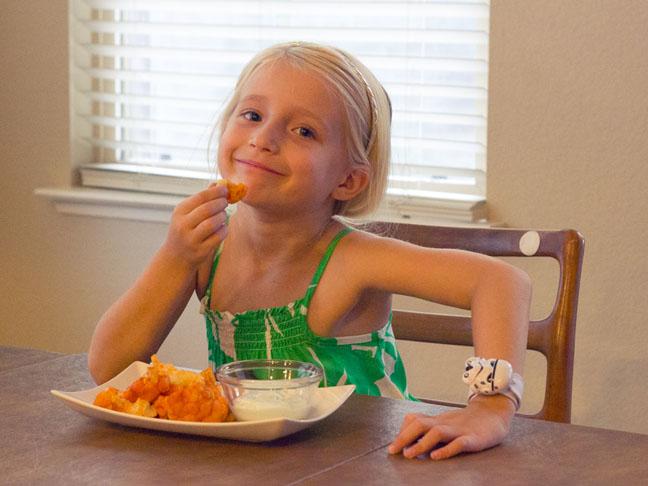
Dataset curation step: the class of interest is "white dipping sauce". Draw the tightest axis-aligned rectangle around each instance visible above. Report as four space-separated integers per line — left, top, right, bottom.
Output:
231 388 312 421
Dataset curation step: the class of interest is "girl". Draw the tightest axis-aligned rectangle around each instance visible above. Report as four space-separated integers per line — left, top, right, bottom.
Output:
89 42 531 460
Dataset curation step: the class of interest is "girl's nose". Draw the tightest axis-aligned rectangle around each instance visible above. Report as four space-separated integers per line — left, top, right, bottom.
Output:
249 124 279 153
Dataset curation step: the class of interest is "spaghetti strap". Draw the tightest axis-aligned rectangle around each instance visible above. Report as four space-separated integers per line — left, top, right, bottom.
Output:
203 211 231 306
205 226 353 309
303 227 354 301
203 242 224 306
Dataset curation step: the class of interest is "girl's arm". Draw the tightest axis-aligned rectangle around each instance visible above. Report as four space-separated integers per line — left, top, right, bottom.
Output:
353 235 530 371
348 234 531 459
88 185 230 384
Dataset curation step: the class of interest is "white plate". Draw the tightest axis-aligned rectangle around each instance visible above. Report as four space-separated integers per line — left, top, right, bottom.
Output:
51 361 355 442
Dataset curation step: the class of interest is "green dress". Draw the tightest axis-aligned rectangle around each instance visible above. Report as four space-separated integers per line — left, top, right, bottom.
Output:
201 228 415 399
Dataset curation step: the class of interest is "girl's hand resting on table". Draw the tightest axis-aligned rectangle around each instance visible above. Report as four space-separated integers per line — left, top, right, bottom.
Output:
388 395 516 460
162 184 230 267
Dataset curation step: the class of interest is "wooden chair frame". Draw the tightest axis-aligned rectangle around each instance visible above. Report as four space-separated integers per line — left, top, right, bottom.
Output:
364 222 585 423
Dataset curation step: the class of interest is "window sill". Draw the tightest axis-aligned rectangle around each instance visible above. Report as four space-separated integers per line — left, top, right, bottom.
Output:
35 186 493 227
34 187 184 223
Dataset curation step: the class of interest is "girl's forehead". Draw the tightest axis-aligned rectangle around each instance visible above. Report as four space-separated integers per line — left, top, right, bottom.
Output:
241 60 337 103
238 60 344 124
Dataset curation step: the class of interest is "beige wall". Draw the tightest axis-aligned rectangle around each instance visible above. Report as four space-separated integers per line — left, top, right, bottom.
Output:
1 0 646 434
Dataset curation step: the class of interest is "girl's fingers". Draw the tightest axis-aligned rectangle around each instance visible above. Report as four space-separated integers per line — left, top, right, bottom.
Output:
201 223 229 249
194 211 228 243
398 412 432 434
174 184 228 216
397 412 418 432
390 401 511 460
401 425 460 459
188 194 228 226
388 413 436 454
389 413 479 460
429 437 469 460
401 427 444 458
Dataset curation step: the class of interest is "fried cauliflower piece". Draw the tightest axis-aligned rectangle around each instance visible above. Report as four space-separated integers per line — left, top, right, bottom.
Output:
215 179 247 204
93 355 233 422
121 354 174 403
154 369 233 422
94 387 157 418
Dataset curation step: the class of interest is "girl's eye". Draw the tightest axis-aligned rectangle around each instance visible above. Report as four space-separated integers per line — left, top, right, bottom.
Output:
242 110 261 122
295 127 315 139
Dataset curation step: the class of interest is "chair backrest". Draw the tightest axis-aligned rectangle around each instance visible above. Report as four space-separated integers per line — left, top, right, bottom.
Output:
363 222 585 423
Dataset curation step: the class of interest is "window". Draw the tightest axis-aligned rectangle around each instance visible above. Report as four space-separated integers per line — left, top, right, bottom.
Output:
70 0 488 223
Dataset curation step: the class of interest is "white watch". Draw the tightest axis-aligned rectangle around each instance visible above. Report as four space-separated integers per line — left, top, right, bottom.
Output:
463 357 524 411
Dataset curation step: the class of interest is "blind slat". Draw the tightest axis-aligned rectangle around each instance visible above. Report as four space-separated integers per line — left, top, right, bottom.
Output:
80 43 488 73
80 89 488 116
82 21 489 46
75 66 487 102
80 0 488 18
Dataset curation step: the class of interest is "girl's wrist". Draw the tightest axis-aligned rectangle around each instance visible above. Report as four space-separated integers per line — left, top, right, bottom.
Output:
468 393 517 420
156 243 203 274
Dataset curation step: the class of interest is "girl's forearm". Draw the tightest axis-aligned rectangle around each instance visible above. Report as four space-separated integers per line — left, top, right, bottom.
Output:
88 246 198 384
470 263 531 372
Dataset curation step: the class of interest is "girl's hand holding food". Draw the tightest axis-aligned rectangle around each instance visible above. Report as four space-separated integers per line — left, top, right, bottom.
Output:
162 184 230 267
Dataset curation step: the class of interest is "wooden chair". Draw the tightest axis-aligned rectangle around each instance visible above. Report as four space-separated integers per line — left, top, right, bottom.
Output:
364 222 585 423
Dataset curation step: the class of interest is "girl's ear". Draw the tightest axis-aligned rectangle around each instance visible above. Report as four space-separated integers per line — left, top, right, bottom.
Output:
331 167 369 201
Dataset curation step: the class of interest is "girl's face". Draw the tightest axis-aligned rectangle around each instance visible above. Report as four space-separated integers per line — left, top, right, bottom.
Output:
217 59 353 215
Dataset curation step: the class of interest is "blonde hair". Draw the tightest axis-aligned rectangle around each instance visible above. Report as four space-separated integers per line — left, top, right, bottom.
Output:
216 42 391 218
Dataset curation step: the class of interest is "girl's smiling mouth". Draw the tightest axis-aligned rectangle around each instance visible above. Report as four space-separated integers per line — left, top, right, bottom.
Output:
235 158 285 175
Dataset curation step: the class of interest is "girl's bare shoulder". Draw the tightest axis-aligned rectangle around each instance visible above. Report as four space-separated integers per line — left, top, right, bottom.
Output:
332 224 424 275
336 224 483 286
338 223 417 254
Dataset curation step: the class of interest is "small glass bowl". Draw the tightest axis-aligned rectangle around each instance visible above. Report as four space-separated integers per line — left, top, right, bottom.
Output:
215 359 324 421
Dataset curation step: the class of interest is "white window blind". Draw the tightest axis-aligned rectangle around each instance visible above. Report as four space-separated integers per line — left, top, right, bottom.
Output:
70 0 488 222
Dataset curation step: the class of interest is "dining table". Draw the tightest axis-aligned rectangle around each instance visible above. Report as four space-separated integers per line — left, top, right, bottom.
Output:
2 345 647 485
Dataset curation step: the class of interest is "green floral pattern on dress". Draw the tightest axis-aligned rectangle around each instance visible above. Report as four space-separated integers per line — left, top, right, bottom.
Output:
201 228 415 400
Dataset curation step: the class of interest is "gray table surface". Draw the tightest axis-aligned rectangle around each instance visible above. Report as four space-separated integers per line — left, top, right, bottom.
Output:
2 345 647 485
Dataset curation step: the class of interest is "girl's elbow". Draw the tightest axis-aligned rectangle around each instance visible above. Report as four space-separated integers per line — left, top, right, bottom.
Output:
87 353 103 385
486 259 531 300
506 264 532 302
87 347 116 385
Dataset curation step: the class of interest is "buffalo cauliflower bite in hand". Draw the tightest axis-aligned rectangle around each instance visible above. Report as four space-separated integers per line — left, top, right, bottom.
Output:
214 179 247 204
